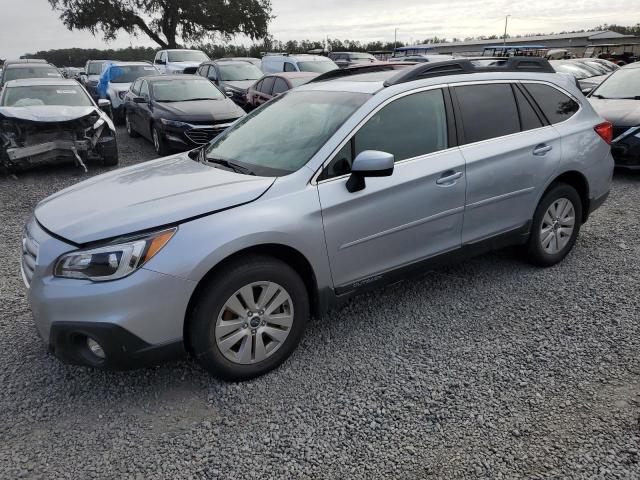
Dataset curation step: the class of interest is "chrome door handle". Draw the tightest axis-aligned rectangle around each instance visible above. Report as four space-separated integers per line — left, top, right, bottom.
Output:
533 144 553 156
436 171 463 185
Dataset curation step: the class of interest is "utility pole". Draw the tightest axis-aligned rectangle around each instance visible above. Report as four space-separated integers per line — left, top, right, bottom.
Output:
395 28 399 49
503 15 511 47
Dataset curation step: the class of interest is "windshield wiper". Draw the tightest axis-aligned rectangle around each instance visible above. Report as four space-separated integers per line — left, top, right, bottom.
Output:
204 155 255 176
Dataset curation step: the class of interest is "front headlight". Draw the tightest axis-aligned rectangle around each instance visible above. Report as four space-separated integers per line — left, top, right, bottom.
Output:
160 118 188 128
118 90 127 100
54 228 176 282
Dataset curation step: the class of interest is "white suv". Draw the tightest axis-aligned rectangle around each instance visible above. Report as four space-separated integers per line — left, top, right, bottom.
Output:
153 49 210 75
261 54 338 74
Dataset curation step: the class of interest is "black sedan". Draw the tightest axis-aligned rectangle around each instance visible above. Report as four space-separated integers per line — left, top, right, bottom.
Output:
123 75 245 156
589 62 640 170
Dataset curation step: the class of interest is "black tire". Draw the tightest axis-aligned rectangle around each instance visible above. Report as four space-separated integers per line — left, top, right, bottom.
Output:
101 137 119 166
188 255 309 381
125 111 139 138
152 124 170 157
525 183 582 267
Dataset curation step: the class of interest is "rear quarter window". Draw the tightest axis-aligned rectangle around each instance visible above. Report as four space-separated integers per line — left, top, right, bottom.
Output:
523 83 579 124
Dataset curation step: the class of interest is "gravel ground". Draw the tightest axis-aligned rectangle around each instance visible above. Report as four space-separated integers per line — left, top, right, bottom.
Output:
1 129 639 479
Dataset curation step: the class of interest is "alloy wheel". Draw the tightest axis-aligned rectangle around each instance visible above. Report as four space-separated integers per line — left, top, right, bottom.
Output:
215 281 294 365
540 197 575 254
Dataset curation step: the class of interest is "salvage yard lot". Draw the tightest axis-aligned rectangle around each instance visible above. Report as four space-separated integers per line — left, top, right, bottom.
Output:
1 128 639 479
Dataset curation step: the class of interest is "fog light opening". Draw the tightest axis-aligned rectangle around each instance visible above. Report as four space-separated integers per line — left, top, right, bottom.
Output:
86 337 106 360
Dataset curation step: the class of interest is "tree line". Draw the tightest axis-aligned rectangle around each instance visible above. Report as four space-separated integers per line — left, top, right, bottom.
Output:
14 23 640 68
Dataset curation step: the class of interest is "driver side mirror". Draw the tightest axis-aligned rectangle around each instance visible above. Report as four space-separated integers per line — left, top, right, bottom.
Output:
97 98 111 113
133 96 148 104
155 59 166 65
346 150 394 193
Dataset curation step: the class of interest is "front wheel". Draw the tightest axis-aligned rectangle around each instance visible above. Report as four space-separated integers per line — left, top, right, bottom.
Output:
125 112 139 138
152 125 170 157
525 183 582 267
188 255 309 381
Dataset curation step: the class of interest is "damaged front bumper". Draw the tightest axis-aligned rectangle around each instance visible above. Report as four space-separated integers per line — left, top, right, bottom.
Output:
0 108 116 172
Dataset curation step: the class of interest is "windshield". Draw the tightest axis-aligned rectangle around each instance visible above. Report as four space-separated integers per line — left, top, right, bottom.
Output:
204 90 369 176
87 61 106 75
110 65 158 83
218 63 263 81
151 79 224 102
579 61 608 75
592 68 640 99
167 51 209 62
297 61 338 73
350 54 376 61
3 66 61 83
2 85 93 107
552 63 593 79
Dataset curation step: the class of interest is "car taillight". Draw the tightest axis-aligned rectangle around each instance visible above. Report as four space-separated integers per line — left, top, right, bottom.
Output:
594 122 613 145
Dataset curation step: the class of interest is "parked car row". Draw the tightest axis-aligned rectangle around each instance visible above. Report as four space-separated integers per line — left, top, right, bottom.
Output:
2 50 640 176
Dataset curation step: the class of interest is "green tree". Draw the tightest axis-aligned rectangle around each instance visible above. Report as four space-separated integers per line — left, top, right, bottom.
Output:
48 0 272 49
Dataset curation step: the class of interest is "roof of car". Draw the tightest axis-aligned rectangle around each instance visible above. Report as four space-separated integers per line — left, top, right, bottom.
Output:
622 62 640 70
4 78 80 87
5 63 57 69
264 54 332 62
267 72 320 79
297 64 576 95
144 75 208 82
108 61 153 66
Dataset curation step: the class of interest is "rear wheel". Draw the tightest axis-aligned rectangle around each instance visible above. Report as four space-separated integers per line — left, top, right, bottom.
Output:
526 183 582 267
188 255 309 381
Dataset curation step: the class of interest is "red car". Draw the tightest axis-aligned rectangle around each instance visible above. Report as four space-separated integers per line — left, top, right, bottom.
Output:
246 72 319 109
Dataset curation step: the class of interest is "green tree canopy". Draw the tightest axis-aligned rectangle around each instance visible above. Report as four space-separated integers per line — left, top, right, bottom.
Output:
48 0 272 49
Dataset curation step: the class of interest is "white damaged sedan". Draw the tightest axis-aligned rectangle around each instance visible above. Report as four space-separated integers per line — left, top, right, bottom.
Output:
0 78 118 174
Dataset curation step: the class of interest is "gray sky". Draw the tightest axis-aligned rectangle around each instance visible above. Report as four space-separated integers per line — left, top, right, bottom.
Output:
0 0 638 58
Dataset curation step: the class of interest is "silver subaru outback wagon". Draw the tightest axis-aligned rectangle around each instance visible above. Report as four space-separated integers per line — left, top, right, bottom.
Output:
22 58 614 381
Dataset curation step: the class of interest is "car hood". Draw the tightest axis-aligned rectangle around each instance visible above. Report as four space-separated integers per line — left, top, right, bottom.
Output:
154 99 244 121
223 80 255 91
35 152 275 244
589 98 640 127
0 105 101 123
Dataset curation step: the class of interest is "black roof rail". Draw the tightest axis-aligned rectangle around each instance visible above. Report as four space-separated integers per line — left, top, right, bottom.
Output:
383 56 555 87
308 63 414 84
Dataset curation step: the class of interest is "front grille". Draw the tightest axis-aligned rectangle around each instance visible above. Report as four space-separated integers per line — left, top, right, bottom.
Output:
185 126 230 145
21 226 39 288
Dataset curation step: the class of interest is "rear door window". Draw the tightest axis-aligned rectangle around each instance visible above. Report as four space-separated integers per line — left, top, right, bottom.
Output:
272 78 289 95
284 62 297 72
455 84 520 144
523 83 579 124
